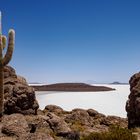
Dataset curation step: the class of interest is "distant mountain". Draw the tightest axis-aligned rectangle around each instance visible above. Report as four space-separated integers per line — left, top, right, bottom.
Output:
110 82 128 85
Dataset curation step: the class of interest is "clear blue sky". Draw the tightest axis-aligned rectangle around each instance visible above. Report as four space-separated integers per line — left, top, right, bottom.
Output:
1 0 140 84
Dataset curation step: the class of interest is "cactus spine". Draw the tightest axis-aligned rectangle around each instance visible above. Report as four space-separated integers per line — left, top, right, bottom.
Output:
0 29 15 117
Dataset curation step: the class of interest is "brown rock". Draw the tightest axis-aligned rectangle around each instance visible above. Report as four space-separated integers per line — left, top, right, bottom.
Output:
56 131 80 140
25 132 54 140
65 109 91 126
0 105 128 140
25 115 51 134
3 66 39 115
126 72 140 128
1 114 54 140
100 116 127 127
47 112 71 135
4 66 16 79
87 109 99 117
0 136 17 140
43 105 63 115
17 75 28 85
1 114 29 137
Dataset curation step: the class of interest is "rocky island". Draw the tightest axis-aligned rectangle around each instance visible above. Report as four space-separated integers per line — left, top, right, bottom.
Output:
31 83 115 92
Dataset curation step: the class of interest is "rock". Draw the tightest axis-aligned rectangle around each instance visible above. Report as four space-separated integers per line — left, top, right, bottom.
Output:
56 131 80 140
0 105 127 140
87 109 99 117
126 72 140 128
25 113 80 140
100 116 127 128
1 114 29 138
17 75 28 85
25 132 54 140
87 109 105 118
1 113 54 140
25 115 52 134
65 109 91 126
47 112 71 135
43 105 63 115
3 66 39 115
4 66 16 79
0 136 17 140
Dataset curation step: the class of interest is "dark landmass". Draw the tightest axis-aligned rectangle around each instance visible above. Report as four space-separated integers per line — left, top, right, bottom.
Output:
31 83 115 91
110 81 129 85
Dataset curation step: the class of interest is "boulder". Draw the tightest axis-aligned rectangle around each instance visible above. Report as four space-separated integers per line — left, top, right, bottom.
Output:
126 72 140 128
46 112 71 135
3 66 39 115
65 108 91 126
25 114 52 134
1 113 54 140
1 114 29 138
43 105 63 115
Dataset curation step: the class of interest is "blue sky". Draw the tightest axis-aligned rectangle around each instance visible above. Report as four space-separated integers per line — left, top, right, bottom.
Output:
1 0 140 84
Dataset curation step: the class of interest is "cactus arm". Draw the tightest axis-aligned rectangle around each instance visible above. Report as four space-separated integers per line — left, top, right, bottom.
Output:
0 35 4 116
3 29 15 66
2 36 6 49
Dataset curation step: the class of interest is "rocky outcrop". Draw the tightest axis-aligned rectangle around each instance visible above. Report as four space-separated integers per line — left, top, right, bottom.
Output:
0 66 128 139
3 66 39 115
0 105 127 140
126 72 140 128
1 113 54 140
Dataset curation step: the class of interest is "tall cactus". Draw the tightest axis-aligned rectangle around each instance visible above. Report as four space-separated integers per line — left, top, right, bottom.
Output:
0 28 15 116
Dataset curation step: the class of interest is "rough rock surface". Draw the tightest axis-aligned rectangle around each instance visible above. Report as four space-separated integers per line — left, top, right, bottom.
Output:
1 114 29 137
3 66 39 115
126 72 140 128
0 106 127 140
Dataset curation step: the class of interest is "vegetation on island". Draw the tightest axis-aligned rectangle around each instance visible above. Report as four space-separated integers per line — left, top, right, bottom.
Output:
81 126 137 140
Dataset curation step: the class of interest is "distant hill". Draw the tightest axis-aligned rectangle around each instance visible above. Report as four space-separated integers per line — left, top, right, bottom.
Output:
110 82 128 85
31 83 115 92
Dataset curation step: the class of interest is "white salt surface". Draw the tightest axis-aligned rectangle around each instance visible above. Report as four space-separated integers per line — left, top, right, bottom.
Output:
36 84 129 118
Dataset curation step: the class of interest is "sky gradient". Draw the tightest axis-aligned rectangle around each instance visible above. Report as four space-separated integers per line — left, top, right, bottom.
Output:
1 0 140 84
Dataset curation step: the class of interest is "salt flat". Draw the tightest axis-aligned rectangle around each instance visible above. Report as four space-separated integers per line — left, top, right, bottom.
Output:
36 84 129 118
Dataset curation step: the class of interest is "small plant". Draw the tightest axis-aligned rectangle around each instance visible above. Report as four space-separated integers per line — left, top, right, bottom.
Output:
71 121 86 132
81 126 137 140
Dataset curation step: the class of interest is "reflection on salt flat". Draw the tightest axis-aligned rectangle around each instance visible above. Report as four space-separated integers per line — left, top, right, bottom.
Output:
36 84 130 118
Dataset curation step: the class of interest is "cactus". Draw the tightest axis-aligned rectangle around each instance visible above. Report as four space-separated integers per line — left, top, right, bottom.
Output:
0 29 15 117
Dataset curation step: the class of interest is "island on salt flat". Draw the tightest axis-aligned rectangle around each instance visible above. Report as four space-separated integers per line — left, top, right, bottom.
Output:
31 83 115 92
